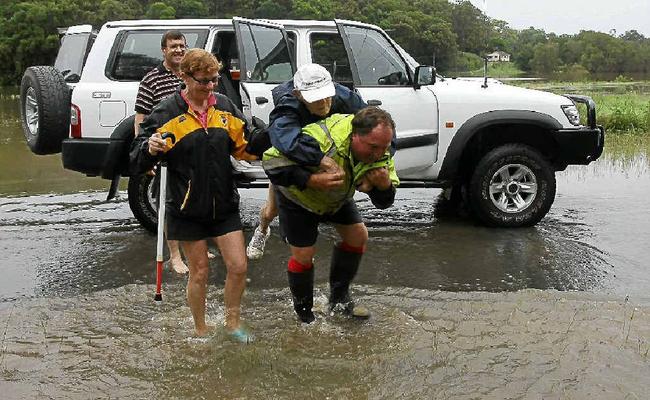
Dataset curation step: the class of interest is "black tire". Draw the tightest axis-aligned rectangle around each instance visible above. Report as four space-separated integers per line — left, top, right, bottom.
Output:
20 66 71 155
434 182 473 220
128 173 158 233
448 181 476 219
468 144 556 227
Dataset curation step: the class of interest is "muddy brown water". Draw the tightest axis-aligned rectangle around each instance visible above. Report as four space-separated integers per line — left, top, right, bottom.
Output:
1 88 650 398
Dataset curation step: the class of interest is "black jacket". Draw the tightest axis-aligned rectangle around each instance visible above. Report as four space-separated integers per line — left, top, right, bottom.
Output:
130 89 255 221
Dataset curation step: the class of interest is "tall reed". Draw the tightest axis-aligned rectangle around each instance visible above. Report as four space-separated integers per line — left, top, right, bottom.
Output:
592 94 650 135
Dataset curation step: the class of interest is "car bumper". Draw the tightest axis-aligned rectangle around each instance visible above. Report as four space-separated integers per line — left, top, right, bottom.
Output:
554 94 605 166
553 125 605 165
62 138 110 177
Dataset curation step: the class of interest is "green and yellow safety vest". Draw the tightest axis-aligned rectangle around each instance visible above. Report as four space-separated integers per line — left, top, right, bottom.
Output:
263 114 399 215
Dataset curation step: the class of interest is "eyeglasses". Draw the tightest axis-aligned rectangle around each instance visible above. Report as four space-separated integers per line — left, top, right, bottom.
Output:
189 74 220 85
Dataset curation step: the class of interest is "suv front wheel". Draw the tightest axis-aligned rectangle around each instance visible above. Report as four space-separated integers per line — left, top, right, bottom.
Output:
468 144 556 227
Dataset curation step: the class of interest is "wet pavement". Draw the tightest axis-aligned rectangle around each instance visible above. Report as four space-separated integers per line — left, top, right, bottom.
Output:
1 89 650 398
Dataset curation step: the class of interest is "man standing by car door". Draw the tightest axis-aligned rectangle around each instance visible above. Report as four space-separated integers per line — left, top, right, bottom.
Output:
133 30 196 274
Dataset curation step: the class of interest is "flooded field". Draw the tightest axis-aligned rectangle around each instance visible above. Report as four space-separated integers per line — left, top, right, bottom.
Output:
1 88 650 398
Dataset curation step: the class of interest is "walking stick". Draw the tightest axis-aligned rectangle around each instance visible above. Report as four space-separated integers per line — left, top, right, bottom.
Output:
154 132 176 302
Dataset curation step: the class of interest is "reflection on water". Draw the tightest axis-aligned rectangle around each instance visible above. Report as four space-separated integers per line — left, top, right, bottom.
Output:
0 87 114 196
0 186 620 302
1 286 649 399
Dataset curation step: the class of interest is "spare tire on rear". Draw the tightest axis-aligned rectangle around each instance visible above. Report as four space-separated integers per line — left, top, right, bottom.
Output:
20 66 71 155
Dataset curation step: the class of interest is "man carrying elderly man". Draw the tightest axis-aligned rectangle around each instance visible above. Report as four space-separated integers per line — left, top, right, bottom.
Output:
262 71 399 322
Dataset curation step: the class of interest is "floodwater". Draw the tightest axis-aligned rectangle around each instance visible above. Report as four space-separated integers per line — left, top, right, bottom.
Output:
1 88 650 398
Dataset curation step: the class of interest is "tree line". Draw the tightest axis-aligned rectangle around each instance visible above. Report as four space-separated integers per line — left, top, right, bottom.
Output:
1 0 649 85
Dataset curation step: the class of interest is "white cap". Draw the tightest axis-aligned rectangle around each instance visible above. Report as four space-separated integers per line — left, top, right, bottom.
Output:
293 64 335 103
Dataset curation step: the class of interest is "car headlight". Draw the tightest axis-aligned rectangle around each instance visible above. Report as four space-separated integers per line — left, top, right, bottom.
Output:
561 104 580 126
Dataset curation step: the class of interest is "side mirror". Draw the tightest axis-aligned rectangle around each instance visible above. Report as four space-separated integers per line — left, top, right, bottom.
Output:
414 65 436 89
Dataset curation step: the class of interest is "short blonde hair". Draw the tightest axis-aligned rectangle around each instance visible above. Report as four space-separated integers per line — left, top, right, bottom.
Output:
180 48 222 76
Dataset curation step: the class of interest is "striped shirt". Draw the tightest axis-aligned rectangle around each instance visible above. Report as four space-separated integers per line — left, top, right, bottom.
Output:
134 63 183 115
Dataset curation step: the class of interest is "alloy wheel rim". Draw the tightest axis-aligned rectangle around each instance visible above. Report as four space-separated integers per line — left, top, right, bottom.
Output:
147 177 157 216
488 163 538 213
25 87 39 137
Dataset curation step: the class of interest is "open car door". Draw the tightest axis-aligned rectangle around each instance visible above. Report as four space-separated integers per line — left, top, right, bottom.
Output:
335 20 439 179
233 17 296 124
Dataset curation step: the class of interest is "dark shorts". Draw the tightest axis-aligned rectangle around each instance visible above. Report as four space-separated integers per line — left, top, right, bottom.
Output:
166 212 242 241
275 189 362 247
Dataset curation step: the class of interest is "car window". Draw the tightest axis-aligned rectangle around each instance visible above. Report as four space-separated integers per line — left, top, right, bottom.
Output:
55 33 95 83
108 29 208 81
238 24 295 83
310 32 353 86
210 30 243 109
340 26 410 86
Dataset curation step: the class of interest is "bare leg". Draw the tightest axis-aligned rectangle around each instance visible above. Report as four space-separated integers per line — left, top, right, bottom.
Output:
258 184 279 233
167 239 189 274
247 185 278 260
181 240 212 336
289 245 317 266
334 223 368 248
214 230 248 331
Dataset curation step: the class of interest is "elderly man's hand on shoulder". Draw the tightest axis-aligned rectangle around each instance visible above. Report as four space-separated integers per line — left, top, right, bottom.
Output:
307 168 345 190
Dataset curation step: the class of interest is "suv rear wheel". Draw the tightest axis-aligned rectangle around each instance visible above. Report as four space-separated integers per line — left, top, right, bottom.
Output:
468 144 556 227
128 174 158 233
20 66 71 155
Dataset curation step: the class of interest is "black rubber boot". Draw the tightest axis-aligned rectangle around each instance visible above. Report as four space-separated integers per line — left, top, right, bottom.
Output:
329 245 369 318
287 268 315 323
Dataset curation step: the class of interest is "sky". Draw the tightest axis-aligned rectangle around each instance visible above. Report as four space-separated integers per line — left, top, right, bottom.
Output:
468 0 650 37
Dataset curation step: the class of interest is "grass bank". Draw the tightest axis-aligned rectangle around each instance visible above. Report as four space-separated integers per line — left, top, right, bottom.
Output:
448 61 525 79
590 94 650 135
517 81 650 135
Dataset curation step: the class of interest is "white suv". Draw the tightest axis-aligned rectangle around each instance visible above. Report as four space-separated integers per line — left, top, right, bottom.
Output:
20 17 604 231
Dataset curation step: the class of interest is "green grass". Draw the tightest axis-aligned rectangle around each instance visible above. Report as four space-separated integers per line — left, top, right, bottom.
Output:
591 94 650 135
515 81 650 135
447 61 525 79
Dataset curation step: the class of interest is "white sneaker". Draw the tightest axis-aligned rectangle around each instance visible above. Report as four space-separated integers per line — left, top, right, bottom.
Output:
247 226 271 260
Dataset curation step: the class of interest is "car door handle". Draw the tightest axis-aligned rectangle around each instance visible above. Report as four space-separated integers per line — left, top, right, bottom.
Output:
367 99 382 106
255 96 269 105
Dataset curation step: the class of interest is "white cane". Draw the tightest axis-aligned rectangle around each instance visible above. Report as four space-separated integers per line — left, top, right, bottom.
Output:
154 132 176 301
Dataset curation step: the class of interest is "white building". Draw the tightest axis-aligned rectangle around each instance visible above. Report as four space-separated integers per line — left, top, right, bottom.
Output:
486 51 511 62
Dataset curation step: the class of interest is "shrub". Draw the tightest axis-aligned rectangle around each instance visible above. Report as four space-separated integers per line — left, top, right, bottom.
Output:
595 96 650 134
554 64 590 82
614 74 633 83
452 51 484 72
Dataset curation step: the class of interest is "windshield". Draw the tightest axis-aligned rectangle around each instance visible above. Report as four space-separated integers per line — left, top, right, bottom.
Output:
54 33 94 82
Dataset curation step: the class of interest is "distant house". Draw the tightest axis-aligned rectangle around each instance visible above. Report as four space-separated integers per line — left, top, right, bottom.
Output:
486 51 511 62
